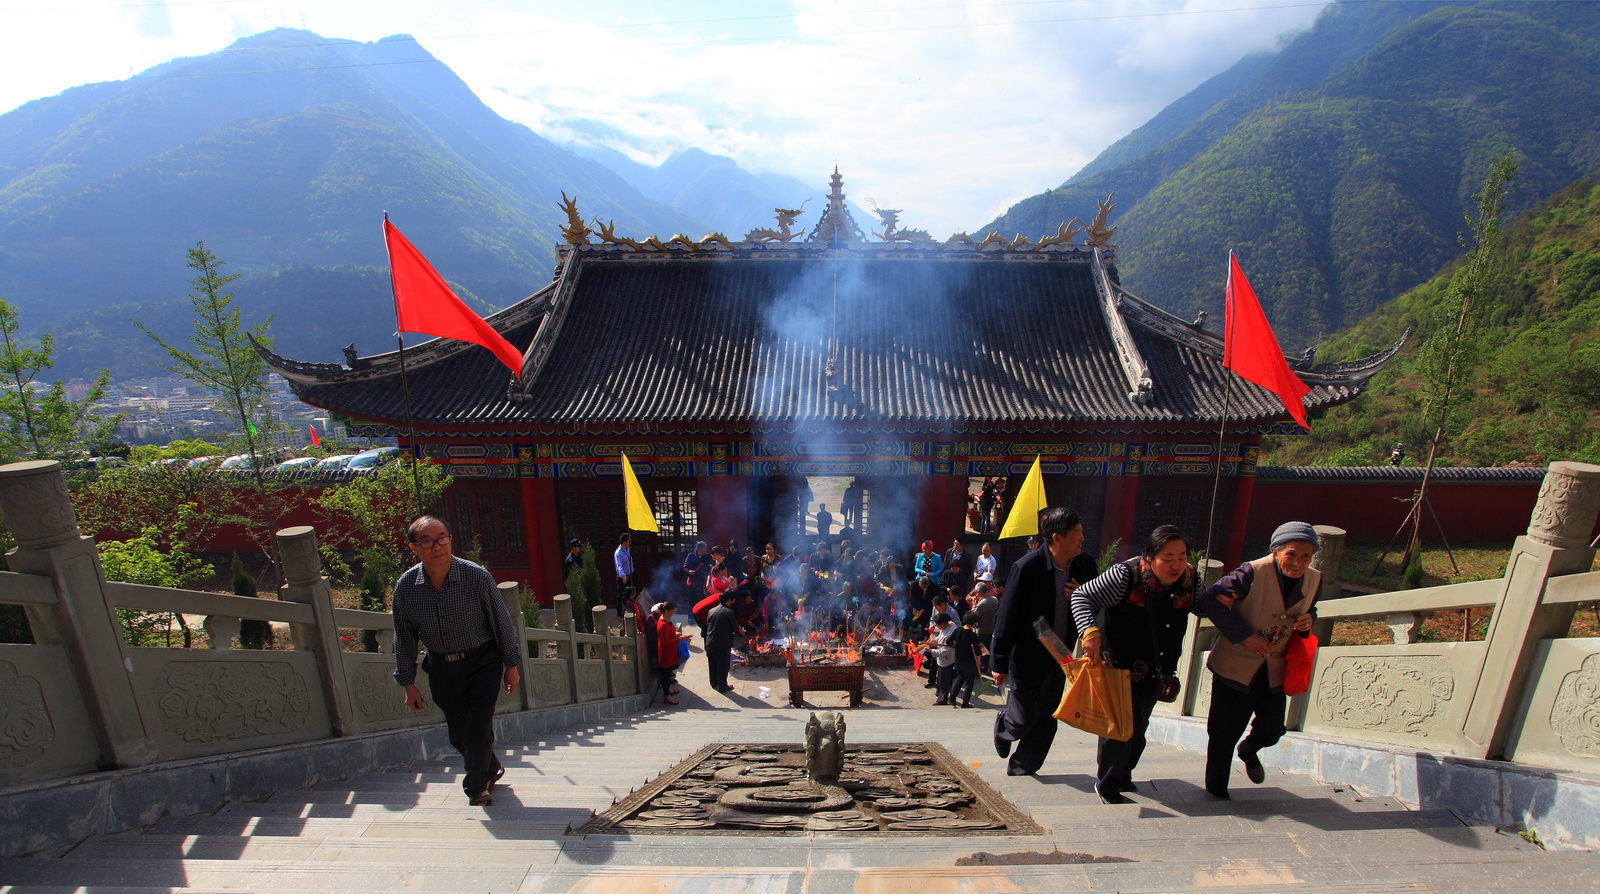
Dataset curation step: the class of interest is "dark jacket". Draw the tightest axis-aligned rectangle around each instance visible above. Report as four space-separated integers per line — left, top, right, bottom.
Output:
991 546 1096 681
1072 559 1197 694
704 603 739 649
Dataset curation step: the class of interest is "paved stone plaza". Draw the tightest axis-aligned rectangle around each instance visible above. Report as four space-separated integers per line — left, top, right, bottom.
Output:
3 650 1596 893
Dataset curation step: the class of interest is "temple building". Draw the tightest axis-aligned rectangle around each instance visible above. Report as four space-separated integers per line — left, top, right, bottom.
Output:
263 171 1401 599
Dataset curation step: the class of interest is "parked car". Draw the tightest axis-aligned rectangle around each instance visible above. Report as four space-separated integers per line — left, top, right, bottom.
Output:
184 455 224 471
346 446 403 473
270 456 320 477
312 454 357 474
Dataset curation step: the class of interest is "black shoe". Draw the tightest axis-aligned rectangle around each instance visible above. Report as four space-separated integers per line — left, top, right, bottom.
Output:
469 790 493 807
1006 767 1036 777
1206 787 1231 800
959 703 972 709
933 699 948 705
1120 781 1137 793
924 681 936 689
1239 748 1265 785
490 766 505 789
1096 788 1130 805
993 716 1012 758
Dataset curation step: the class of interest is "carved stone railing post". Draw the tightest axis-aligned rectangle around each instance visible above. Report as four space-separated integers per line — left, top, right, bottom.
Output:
1168 559 1225 718
593 605 616 697
274 526 356 737
632 589 653 695
498 581 532 710
553 593 577 703
0 460 155 768
1459 461 1600 758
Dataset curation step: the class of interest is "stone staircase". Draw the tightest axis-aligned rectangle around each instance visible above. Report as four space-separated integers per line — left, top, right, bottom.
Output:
3 667 1596 893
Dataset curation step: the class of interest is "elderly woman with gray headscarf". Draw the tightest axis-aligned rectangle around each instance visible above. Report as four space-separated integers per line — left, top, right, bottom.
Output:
1195 521 1320 799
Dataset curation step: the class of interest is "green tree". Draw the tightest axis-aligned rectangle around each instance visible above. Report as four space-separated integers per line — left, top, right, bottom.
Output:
137 243 285 576
232 552 274 650
315 456 453 590
1392 154 1518 573
98 527 210 647
564 543 600 634
0 298 118 464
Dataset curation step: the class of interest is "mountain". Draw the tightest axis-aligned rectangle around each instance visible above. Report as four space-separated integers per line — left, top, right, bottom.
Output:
982 0 1600 342
0 29 708 375
569 145 871 240
1261 177 1600 467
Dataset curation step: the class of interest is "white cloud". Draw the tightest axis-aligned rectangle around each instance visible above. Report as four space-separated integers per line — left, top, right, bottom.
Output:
0 0 1331 234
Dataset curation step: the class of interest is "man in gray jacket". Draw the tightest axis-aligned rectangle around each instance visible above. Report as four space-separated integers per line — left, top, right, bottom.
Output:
704 590 740 693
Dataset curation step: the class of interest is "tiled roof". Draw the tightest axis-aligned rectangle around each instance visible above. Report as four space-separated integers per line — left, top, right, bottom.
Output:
269 248 1400 430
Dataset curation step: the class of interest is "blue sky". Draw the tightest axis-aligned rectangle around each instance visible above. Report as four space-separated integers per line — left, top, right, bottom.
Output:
1 0 1332 234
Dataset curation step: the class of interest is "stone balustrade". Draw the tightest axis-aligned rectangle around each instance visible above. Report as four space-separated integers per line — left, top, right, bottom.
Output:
0 459 646 788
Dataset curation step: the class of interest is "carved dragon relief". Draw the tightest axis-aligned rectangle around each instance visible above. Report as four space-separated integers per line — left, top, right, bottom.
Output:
977 231 1010 250
746 202 808 243
1036 219 1083 248
869 206 936 245
559 192 592 245
1085 193 1118 246
595 219 644 250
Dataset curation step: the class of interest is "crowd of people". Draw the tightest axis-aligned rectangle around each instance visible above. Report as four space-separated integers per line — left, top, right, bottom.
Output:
383 506 1322 809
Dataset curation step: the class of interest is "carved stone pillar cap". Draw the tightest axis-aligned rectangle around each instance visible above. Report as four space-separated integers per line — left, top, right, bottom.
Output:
275 525 322 585
1527 461 1600 549
0 460 80 550
1313 525 1348 538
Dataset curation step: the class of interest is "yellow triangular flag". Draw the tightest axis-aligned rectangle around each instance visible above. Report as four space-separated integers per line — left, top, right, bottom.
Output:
620 454 659 532
998 455 1047 539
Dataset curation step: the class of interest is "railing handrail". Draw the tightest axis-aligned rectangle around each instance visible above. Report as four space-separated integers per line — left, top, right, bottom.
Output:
0 570 59 606
1316 577 1504 619
330 607 392 629
104 580 315 625
1543 570 1600 605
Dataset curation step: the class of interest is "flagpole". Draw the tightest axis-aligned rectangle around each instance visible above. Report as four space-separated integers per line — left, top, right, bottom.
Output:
386 212 425 517
1203 250 1238 569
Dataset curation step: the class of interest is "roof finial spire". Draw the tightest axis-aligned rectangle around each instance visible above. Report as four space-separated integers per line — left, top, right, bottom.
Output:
809 168 864 246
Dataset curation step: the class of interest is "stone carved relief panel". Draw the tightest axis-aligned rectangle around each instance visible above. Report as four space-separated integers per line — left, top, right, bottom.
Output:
528 662 571 707
1550 652 1600 758
153 661 311 743
576 661 608 701
0 660 55 769
350 660 413 724
1315 655 1456 737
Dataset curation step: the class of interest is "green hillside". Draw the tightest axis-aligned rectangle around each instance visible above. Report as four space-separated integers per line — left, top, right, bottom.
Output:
985 1 1600 344
1263 178 1600 467
0 29 703 376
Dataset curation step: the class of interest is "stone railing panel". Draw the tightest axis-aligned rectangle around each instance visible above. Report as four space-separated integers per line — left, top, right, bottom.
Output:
1501 638 1600 774
1302 643 1488 748
127 648 331 761
339 652 443 734
524 658 573 709
0 645 100 785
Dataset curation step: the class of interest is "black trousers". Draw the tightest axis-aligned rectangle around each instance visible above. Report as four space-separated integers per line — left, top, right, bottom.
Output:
1205 668 1287 793
707 643 731 690
948 667 977 706
424 643 504 796
1096 689 1158 794
994 667 1066 775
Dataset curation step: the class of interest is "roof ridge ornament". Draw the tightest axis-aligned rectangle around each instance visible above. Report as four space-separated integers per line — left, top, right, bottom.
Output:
868 202 936 245
806 168 866 246
745 202 807 243
559 192 592 245
1085 194 1117 246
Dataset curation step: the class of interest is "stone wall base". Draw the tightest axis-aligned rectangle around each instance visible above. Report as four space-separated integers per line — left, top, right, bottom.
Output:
0 694 650 858
1149 715 1600 851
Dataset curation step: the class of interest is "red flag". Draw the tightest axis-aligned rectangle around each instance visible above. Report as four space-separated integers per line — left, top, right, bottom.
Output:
384 218 523 379
309 425 320 447
1224 254 1311 430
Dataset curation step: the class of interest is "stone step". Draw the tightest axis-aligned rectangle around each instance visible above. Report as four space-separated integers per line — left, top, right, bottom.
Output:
4 849 1595 894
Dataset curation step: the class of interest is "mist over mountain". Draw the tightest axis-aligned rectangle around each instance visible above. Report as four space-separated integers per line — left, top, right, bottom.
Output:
984 0 1600 342
0 29 707 375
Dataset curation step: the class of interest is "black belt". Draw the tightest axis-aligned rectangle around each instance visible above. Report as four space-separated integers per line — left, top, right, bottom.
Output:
432 640 495 663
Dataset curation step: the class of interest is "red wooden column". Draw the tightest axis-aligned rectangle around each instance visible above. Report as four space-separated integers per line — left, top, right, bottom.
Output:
521 476 561 605
913 475 968 545
1223 435 1261 568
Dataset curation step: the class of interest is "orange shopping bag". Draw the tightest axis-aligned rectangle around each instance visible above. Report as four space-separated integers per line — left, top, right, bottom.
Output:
1055 658 1133 741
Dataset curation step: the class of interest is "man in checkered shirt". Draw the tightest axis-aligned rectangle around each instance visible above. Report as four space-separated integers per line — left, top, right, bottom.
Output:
393 515 522 807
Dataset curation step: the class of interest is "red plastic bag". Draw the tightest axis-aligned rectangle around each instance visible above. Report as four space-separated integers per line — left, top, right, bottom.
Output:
1283 631 1319 697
